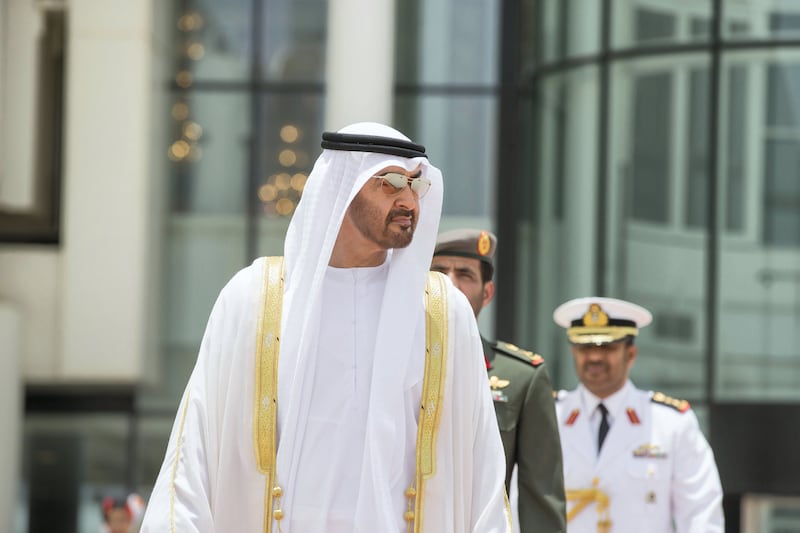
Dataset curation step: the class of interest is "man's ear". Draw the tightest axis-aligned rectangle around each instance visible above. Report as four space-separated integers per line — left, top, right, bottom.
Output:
481 280 496 310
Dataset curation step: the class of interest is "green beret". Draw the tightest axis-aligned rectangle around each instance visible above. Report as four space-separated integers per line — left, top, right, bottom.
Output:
434 229 497 267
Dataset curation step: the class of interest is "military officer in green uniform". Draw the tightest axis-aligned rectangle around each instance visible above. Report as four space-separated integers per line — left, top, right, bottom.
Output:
432 229 566 533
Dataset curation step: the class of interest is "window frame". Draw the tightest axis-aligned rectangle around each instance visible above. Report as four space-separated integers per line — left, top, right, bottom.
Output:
0 6 64 244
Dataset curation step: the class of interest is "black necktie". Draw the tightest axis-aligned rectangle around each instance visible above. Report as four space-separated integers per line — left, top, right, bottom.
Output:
597 403 610 453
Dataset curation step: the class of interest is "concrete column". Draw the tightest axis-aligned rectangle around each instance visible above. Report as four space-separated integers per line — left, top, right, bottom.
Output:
0 0 41 209
324 0 396 130
60 0 159 381
0 304 21 533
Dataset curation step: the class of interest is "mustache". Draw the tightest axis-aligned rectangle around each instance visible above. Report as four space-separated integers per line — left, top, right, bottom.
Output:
387 208 415 221
583 362 607 370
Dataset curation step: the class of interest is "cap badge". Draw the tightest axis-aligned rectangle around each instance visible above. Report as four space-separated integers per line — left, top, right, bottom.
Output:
582 303 609 327
477 231 491 256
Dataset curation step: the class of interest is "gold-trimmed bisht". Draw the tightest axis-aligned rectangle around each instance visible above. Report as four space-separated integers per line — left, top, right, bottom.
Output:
255 257 285 532
254 260 448 532
405 271 448 533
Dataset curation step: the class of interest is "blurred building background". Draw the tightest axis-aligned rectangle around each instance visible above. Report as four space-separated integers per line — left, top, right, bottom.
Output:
1 0 799 532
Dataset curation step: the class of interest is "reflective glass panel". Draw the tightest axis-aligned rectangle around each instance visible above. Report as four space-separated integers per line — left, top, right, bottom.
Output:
172 0 327 81
685 67 709 228
516 66 600 389
19 415 134 533
524 0 601 68
395 0 499 85
167 92 251 215
606 55 711 400
174 0 253 82
612 0 712 49
394 94 498 335
163 91 250 369
261 0 327 82
723 0 800 41
254 93 324 235
395 94 497 221
162 89 324 408
716 52 800 401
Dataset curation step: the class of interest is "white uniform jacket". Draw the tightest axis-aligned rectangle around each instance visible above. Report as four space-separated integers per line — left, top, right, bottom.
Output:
555 381 723 533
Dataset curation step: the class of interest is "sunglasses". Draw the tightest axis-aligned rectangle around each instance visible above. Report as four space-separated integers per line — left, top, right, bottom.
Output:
372 172 432 198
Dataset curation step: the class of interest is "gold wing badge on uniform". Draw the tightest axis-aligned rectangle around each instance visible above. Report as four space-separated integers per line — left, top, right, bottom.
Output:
488 375 510 403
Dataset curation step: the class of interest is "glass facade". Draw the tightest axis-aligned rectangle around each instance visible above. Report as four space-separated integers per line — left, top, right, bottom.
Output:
159 0 327 404
144 0 328 514
517 0 800 404
716 51 800 401
513 0 800 524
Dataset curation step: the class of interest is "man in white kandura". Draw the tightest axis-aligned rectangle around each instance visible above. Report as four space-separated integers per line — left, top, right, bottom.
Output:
553 296 724 533
140 122 512 532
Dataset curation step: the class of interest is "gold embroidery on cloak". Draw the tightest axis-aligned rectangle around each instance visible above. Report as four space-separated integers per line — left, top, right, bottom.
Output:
255 261 448 532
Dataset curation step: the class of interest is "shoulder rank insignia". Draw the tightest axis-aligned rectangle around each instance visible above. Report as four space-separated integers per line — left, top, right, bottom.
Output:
565 409 580 426
488 375 510 390
651 391 691 413
494 341 545 367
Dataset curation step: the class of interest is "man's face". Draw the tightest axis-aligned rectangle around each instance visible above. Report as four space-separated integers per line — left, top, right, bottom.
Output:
106 508 132 533
346 164 423 250
571 340 636 398
430 255 494 318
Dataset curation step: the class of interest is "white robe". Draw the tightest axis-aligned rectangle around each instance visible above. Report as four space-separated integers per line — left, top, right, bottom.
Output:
140 257 511 532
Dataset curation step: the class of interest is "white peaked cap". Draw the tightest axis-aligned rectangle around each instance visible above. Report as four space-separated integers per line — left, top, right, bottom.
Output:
553 296 653 345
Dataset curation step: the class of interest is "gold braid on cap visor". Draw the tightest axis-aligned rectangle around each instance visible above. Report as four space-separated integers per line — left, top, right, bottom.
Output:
567 326 639 344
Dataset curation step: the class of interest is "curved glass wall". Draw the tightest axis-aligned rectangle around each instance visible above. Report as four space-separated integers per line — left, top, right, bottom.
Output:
517 0 800 407
516 0 800 513
716 50 800 402
611 0 713 48
605 53 713 401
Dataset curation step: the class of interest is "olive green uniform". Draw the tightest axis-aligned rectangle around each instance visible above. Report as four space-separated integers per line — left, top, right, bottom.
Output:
483 337 567 533
432 228 566 531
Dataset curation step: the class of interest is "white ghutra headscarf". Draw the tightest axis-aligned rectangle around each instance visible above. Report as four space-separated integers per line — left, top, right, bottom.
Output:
276 122 444 527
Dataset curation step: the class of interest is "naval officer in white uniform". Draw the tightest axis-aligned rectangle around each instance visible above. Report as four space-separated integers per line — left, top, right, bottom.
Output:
552 297 724 533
